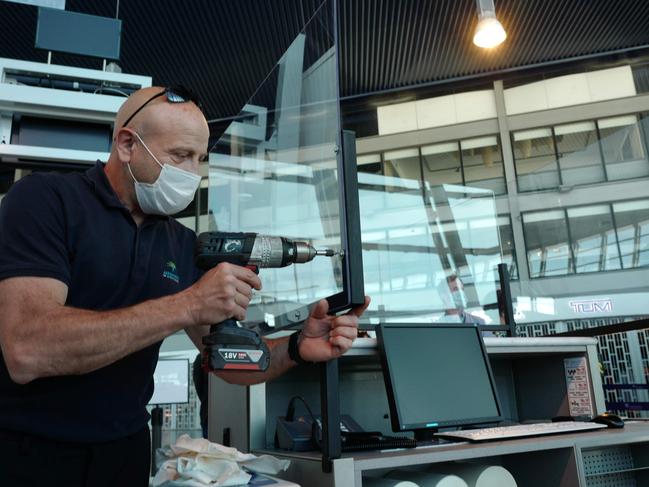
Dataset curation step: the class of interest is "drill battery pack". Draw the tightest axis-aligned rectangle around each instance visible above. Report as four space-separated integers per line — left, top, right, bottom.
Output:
202 320 271 372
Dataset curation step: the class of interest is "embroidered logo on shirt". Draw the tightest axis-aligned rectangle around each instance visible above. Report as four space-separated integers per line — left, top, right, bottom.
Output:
163 260 180 283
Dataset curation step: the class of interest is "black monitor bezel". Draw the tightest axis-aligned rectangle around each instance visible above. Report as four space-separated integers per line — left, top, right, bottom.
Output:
377 323 503 434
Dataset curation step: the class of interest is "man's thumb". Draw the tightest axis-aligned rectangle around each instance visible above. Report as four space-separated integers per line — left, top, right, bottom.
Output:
310 299 330 319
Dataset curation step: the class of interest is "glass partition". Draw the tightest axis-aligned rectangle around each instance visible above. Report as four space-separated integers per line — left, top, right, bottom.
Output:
358 169 508 327
207 0 349 327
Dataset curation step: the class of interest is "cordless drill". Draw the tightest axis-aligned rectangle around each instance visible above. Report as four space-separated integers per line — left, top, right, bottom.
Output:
195 232 337 372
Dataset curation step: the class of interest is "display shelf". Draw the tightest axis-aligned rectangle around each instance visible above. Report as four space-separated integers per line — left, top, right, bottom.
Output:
256 424 649 487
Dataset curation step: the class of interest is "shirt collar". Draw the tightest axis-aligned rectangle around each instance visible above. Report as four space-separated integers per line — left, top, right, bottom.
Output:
85 161 168 222
86 161 125 210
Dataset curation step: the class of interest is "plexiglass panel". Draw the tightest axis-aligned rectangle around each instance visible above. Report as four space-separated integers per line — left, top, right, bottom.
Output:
358 169 507 326
208 1 345 326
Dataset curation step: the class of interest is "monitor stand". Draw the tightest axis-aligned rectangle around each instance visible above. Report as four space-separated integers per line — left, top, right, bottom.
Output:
413 428 440 445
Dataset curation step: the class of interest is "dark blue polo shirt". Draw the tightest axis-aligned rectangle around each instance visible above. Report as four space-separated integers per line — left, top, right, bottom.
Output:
0 162 200 442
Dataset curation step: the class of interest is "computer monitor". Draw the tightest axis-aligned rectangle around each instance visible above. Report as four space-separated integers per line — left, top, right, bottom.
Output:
149 359 189 406
377 323 502 441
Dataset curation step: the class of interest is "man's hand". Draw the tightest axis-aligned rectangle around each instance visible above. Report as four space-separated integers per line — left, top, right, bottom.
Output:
298 296 371 362
185 263 262 325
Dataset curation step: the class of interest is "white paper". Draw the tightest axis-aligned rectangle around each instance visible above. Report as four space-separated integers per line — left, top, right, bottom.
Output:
564 357 594 417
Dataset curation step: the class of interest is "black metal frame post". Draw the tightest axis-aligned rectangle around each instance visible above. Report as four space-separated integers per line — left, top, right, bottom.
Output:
317 0 354 474
498 263 517 336
320 359 341 472
150 405 163 475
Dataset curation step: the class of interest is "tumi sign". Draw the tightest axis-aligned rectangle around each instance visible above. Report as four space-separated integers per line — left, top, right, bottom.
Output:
514 292 649 323
568 299 613 314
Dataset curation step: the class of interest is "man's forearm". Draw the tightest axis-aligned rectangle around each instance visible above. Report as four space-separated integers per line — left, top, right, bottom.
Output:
215 336 296 386
7 290 195 384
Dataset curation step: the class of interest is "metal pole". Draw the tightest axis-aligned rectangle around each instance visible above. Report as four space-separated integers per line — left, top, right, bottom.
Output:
151 406 163 475
320 359 341 472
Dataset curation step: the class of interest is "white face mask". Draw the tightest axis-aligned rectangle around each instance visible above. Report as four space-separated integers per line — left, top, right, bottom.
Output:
127 132 201 216
451 290 465 308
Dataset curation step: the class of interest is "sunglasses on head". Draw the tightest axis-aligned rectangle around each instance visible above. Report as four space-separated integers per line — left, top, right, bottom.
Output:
121 85 202 129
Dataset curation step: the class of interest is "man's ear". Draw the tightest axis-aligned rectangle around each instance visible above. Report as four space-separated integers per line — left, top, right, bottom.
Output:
114 128 136 163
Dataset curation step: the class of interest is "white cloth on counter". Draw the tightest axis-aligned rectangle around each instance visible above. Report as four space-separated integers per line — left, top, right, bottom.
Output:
152 434 290 487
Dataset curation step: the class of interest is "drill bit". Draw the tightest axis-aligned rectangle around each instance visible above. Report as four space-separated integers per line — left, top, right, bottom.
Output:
316 249 337 257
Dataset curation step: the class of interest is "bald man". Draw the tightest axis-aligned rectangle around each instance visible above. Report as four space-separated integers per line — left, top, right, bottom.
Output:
0 86 369 486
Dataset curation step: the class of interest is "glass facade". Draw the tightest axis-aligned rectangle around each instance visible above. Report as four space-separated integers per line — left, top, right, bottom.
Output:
461 136 505 195
512 114 649 192
350 64 649 416
613 200 649 269
521 202 639 278
353 105 649 328
523 210 572 278
512 128 559 191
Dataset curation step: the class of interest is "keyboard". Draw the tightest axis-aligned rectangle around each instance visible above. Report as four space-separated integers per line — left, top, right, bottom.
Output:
435 421 608 442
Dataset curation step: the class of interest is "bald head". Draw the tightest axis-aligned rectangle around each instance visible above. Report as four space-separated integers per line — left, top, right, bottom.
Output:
113 86 208 141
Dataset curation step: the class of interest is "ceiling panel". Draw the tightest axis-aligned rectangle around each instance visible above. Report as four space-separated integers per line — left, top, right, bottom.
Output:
1 0 648 123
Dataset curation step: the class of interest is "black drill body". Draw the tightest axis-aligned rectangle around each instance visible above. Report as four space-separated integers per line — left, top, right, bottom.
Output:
195 231 330 372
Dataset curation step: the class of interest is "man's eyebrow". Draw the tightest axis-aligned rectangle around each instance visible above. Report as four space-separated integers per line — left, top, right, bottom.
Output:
169 146 195 154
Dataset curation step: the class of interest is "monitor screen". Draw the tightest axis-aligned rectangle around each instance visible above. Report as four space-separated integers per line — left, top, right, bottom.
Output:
377 324 501 433
36 7 121 60
149 359 189 405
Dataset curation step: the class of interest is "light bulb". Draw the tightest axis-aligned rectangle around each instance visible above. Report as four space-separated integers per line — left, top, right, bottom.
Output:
473 15 507 48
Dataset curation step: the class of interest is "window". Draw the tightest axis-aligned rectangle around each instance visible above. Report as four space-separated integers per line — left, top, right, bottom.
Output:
357 154 382 175
383 148 421 182
523 199 649 277
460 136 505 195
613 200 649 269
598 115 649 181
387 135 506 204
555 121 605 186
567 205 621 273
421 142 462 204
632 63 649 94
512 128 559 192
523 210 572 278
513 113 649 193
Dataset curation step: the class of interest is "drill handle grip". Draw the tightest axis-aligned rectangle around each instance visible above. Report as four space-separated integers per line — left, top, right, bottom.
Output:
209 318 238 335
206 264 257 335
